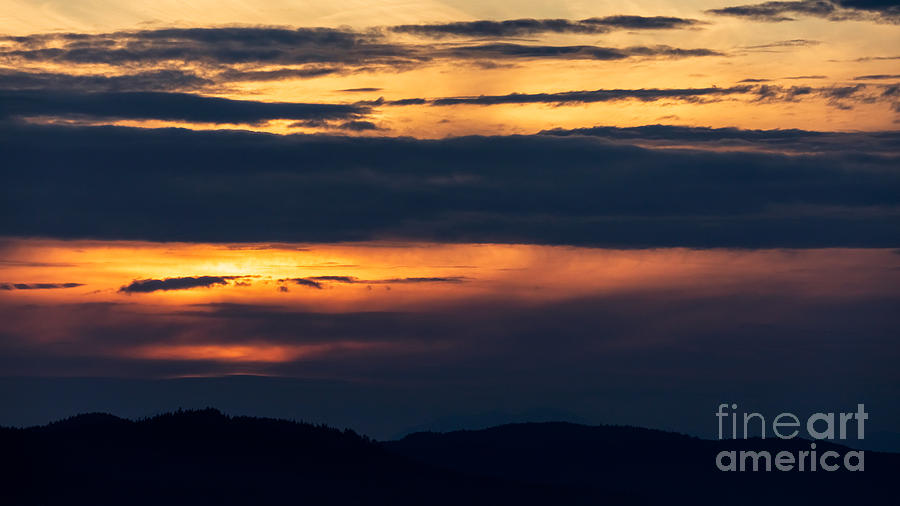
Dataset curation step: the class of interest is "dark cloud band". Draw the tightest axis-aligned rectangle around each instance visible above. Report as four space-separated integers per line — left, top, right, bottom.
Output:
2 123 899 248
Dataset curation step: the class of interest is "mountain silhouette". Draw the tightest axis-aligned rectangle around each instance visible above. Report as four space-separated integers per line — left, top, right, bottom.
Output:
0 409 604 505
2 410 896 505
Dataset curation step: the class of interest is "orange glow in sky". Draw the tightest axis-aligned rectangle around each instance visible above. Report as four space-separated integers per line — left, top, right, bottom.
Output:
2 239 899 373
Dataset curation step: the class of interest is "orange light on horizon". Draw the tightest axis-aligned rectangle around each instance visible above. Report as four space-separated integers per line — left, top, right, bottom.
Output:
126 341 380 363
2 239 899 373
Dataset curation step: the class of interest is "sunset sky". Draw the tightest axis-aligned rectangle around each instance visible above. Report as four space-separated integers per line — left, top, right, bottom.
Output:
1 0 899 445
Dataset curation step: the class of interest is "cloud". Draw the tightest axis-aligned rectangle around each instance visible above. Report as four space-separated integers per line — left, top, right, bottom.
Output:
0 90 368 124
816 84 870 108
708 1 839 21
395 80 892 110
375 277 466 284
883 84 900 97
390 16 704 38
0 69 212 93
0 66 352 94
281 278 323 289
742 83 877 104
283 276 467 287
707 0 900 23
290 119 382 132
119 276 237 294
0 27 427 89
392 81 887 109
391 19 608 37
540 124 900 154
0 27 417 67
854 74 900 80
0 25 725 91
741 39 821 50
443 44 723 61
338 120 381 131
215 66 346 82
851 55 900 62
308 276 358 283
3 123 899 248
580 15 707 30
339 88 383 93
0 282 83 290
835 0 900 16
388 98 427 106
419 86 754 106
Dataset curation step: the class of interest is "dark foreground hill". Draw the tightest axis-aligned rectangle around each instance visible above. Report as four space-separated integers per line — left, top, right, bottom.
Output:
1 410 897 505
387 422 900 504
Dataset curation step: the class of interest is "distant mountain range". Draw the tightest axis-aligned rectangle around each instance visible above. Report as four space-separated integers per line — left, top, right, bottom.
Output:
2 409 896 505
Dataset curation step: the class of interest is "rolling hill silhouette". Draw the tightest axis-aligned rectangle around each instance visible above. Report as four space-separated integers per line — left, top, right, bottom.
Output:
1 410 896 505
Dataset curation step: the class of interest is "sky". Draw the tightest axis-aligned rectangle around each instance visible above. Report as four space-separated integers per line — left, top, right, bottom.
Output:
1 0 899 445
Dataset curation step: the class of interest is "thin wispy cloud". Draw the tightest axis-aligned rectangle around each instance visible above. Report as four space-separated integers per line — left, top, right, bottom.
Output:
741 39 821 49
281 276 468 289
443 44 724 61
854 74 900 80
381 83 896 109
390 16 705 37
